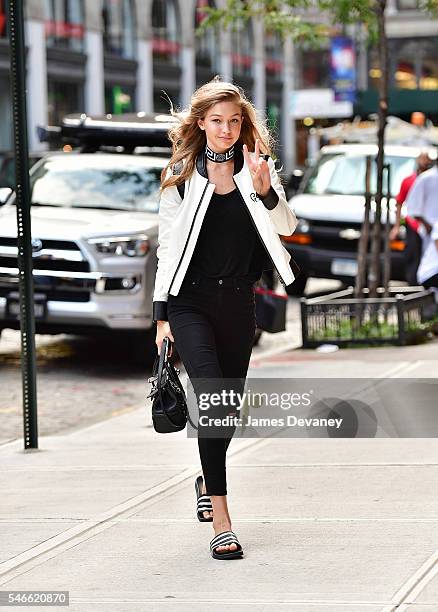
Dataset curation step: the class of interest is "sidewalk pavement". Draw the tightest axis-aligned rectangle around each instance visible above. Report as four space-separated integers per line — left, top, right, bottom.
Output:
1 340 438 612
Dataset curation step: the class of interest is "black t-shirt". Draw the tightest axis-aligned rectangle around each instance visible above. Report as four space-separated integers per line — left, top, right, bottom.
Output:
188 188 267 283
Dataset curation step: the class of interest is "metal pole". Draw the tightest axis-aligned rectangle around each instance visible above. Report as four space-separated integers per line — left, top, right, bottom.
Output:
8 0 38 449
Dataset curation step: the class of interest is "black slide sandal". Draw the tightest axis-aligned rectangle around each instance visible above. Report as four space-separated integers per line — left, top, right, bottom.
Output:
210 530 244 560
195 475 213 522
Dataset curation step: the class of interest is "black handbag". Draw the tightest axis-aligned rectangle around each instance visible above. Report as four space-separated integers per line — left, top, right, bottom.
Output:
147 337 188 433
254 284 288 333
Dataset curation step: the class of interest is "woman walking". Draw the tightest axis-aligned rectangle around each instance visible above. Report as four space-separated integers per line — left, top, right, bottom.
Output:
153 78 297 559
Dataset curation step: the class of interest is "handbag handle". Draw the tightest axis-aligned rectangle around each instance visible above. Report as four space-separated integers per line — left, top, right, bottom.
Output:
156 337 184 431
162 338 199 431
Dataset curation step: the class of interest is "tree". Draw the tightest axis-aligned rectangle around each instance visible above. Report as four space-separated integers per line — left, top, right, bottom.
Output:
197 0 438 298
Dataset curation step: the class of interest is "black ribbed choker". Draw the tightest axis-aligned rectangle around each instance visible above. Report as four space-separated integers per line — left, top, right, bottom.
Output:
205 143 235 163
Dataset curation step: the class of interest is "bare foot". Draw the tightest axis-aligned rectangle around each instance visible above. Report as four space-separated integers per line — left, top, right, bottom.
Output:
212 513 238 553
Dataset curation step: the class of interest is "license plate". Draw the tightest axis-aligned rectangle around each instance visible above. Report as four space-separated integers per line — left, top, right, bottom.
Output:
6 293 47 321
331 258 358 277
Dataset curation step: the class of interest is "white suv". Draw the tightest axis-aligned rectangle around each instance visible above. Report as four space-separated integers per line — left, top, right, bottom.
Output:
0 145 167 365
283 143 437 294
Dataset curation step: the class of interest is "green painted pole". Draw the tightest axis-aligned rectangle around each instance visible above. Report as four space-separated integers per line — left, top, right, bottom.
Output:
8 0 38 449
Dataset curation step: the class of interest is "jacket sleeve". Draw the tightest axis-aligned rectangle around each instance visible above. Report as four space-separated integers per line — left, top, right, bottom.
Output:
258 156 297 237
152 178 182 322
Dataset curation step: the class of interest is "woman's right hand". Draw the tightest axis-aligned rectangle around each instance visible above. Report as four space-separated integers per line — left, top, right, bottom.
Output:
155 321 175 357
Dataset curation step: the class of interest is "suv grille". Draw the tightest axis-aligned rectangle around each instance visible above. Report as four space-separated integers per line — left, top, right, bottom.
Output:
309 220 389 253
0 238 92 302
0 238 90 272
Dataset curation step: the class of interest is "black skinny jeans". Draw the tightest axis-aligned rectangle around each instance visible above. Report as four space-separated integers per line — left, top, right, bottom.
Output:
167 270 256 496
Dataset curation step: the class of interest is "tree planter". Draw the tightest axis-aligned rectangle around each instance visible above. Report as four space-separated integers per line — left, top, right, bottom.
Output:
300 286 437 348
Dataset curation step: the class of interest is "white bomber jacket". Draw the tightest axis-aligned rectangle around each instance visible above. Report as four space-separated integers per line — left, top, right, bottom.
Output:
152 145 299 322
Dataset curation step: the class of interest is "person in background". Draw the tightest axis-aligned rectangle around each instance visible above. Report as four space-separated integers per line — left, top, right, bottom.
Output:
405 155 438 296
389 152 433 285
406 154 438 236
417 219 438 303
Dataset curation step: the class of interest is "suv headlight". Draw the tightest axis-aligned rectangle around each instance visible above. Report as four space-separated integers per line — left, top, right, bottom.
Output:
296 218 310 234
87 234 150 257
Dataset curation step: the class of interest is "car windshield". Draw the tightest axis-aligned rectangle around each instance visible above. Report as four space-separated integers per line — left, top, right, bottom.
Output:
303 153 416 196
28 156 164 212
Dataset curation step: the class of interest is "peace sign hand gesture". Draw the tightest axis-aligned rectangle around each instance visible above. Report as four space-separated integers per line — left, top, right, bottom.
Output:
243 139 271 198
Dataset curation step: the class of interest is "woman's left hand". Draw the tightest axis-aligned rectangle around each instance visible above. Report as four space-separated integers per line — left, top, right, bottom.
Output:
243 139 271 198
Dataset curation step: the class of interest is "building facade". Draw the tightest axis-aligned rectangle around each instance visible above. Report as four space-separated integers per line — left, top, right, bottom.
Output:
0 0 293 166
0 0 436 171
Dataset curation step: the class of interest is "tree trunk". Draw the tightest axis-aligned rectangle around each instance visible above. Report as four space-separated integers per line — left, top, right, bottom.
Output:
382 163 392 299
368 0 388 298
353 156 372 333
355 155 372 300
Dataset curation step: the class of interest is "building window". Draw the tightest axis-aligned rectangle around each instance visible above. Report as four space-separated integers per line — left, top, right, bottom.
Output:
396 0 420 9
420 44 438 89
265 31 283 79
231 18 254 78
195 0 219 71
300 48 330 89
48 80 83 125
395 61 417 89
102 0 136 59
44 0 84 52
402 39 438 90
152 0 181 65
369 38 438 90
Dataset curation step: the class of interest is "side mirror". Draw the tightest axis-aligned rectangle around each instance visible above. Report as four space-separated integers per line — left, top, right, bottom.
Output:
287 169 304 198
0 187 12 205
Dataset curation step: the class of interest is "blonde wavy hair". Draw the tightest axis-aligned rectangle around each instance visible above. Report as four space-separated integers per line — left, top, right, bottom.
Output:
160 77 275 192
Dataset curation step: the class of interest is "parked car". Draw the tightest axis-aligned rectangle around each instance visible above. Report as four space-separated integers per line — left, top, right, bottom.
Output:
282 143 437 295
0 113 175 365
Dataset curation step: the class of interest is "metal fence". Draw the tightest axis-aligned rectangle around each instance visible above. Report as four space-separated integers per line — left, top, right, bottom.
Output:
301 286 437 348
